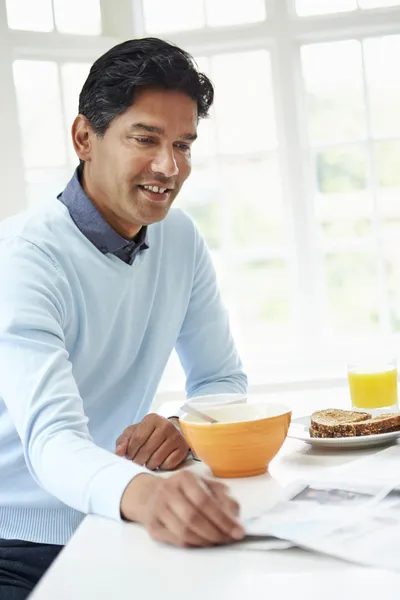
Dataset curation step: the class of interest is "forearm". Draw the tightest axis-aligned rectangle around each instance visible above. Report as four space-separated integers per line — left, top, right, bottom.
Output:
0 327 148 521
175 227 247 400
33 429 149 519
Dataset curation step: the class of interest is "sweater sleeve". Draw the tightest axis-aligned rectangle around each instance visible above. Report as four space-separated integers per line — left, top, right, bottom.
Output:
175 224 248 399
0 238 148 520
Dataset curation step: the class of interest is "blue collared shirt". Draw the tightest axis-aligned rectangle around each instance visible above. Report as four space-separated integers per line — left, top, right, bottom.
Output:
58 168 149 265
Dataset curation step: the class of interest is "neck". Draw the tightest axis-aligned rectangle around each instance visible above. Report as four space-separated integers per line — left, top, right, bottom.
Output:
79 164 142 240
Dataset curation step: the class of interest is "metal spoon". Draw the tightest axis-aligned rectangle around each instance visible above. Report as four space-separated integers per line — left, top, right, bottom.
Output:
180 403 219 424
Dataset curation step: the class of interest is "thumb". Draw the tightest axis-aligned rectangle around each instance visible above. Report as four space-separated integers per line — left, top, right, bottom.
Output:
115 438 129 457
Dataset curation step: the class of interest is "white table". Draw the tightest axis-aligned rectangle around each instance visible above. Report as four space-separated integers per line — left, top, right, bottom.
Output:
31 389 400 599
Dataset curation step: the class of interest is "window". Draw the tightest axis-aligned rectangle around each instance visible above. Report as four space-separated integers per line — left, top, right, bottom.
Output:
5 0 54 32
301 35 400 340
142 0 266 32
295 0 400 15
12 60 91 206
296 0 357 15
153 2 400 387
3 0 400 391
172 49 288 385
6 0 101 34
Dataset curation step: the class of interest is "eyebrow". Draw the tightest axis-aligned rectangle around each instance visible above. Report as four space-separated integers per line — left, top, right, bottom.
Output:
129 122 197 142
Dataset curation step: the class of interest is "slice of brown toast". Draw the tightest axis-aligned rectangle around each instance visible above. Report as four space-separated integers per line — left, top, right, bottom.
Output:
310 409 371 434
309 409 400 438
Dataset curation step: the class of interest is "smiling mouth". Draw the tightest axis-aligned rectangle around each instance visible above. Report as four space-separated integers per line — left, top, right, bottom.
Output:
137 184 174 204
138 184 173 195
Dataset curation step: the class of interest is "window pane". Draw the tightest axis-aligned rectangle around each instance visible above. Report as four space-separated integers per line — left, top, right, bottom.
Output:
301 41 366 143
53 0 101 34
61 63 92 164
324 251 380 334
377 142 400 236
191 57 217 160
212 50 277 154
384 241 400 331
6 0 53 31
320 196 373 239
375 140 400 188
232 259 290 347
296 0 357 16
26 167 69 206
317 192 372 239
316 145 367 194
142 0 204 32
364 36 400 138
192 116 217 160
359 0 400 7
13 61 67 168
205 0 266 26
379 189 400 236
224 154 284 247
175 165 221 249
315 143 371 240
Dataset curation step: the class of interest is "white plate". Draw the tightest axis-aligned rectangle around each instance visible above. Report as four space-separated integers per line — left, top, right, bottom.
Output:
288 415 400 449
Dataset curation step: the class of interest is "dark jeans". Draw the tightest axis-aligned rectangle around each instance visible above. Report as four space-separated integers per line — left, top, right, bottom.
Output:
0 539 63 599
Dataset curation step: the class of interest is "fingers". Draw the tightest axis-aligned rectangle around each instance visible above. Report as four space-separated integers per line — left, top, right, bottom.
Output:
205 480 241 517
157 446 189 471
137 471 244 548
116 415 189 469
167 486 232 545
146 439 188 471
124 418 156 460
179 473 244 540
115 438 129 457
115 428 133 449
132 427 168 465
151 507 210 548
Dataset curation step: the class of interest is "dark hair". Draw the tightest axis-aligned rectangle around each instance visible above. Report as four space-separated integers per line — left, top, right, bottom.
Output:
79 37 214 136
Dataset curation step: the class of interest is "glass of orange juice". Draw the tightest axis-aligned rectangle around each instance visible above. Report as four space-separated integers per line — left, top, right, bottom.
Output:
347 359 398 413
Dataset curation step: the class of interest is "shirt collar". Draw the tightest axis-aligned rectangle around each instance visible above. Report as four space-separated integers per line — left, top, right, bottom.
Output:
58 167 149 259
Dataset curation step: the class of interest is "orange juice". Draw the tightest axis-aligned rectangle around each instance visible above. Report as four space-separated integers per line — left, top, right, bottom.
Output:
348 368 398 409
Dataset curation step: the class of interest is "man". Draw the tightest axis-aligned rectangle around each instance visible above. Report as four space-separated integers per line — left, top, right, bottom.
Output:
0 38 247 598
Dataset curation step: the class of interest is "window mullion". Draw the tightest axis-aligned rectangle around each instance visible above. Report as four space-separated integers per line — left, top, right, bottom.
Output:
292 9 400 43
0 1 26 218
360 41 392 335
50 0 56 31
99 0 144 38
269 2 322 347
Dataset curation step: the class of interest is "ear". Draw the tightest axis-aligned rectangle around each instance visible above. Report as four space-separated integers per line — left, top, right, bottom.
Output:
71 115 94 162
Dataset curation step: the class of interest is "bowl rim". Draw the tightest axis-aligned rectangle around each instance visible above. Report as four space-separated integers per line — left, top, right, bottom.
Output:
179 403 292 427
188 393 247 406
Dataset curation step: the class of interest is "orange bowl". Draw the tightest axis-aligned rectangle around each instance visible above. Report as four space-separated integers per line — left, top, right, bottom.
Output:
179 403 291 478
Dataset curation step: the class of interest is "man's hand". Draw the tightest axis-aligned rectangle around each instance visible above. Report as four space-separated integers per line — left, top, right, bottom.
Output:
115 413 189 471
120 471 245 548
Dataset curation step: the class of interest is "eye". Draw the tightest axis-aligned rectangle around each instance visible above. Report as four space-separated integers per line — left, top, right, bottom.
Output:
174 142 191 152
135 137 155 144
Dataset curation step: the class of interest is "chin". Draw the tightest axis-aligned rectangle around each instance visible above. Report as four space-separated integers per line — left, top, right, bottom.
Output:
139 203 173 225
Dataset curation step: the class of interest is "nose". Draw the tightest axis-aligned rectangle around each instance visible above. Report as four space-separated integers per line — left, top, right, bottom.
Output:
151 145 179 178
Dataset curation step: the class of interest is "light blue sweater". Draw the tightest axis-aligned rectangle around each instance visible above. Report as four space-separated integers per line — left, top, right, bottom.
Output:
0 200 246 545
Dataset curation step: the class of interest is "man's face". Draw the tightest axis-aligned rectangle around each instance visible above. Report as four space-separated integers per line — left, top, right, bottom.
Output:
75 88 198 238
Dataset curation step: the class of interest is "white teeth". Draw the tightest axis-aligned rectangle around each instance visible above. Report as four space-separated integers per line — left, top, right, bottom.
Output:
142 185 167 194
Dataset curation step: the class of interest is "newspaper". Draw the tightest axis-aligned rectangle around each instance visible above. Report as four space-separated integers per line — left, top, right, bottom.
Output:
242 444 400 570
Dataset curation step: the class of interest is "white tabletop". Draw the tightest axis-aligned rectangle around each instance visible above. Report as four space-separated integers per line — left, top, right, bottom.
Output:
31 389 400 599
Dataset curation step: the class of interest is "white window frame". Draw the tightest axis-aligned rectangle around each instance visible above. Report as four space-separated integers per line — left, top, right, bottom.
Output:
2 0 400 392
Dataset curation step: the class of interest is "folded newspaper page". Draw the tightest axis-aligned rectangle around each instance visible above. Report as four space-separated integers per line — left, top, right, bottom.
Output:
242 445 400 569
